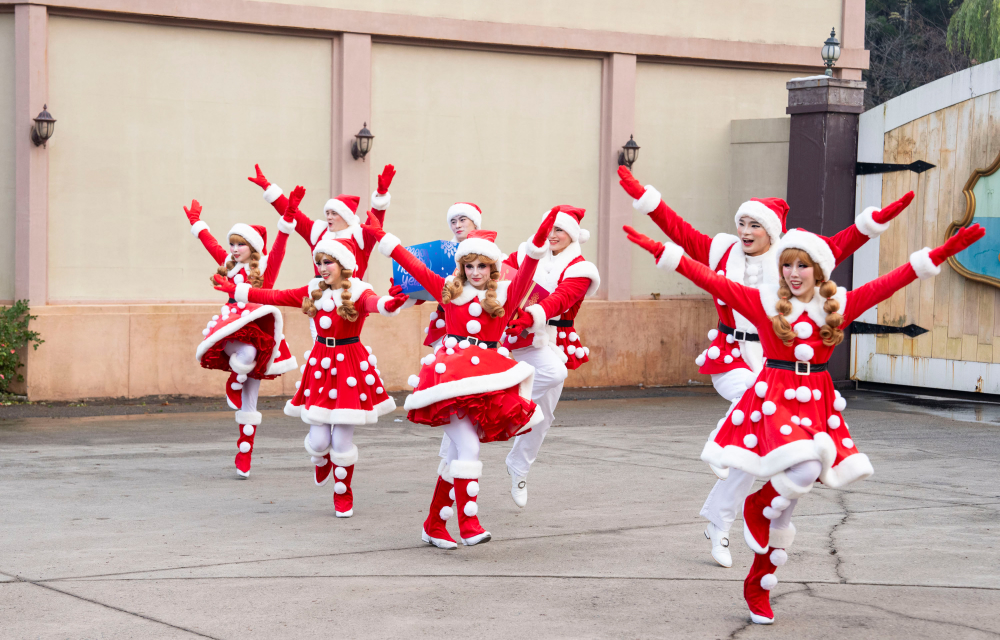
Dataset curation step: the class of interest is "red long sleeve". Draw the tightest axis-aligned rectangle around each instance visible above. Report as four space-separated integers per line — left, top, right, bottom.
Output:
843 262 918 325
536 277 590 318
675 255 767 325
262 230 289 289
197 229 229 265
362 290 381 313
246 284 310 307
390 244 447 304
829 224 869 267
504 252 541 317
647 201 713 265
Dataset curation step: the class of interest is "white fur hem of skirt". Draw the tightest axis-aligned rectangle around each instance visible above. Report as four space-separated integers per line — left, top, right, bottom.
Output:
294 396 397 426
266 355 298 377
403 361 535 411
195 304 285 375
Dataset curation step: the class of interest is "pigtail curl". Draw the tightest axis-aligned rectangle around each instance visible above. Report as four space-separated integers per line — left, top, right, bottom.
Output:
818 279 843 346
770 279 797 346
302 280 329 317
338 269 358 322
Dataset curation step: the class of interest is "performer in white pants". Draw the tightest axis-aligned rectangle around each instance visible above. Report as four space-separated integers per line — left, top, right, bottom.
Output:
501 205 600 507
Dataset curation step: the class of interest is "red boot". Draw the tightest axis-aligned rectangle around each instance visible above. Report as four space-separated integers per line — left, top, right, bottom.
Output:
422 461 458 549
234 410 261 478
744 532 792 624
225 372 246 410
331 445 358 518
304 435 332 487
451 460 490 546
742 481 780 553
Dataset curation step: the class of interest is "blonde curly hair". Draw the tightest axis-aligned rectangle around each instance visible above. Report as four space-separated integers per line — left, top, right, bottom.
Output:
442 253 504 318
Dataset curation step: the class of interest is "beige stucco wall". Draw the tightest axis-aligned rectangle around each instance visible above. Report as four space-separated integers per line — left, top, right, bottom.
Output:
630 63 792 298
46 16 331 303
255 0 842 47
0 13 14 302
729 117 790 215
366 43 601 289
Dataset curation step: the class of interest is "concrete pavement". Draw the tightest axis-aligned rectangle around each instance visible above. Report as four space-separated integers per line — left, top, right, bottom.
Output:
1 388 998 639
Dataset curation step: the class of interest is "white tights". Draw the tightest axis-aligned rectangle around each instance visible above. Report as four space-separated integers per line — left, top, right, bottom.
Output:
441 415 481 464
770 459 822 530
308 424 355 455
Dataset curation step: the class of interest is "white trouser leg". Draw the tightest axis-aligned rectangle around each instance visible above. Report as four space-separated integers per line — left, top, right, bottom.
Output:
770 460 822 530
710 368 756 404
700 468 756 532
504 346 568 477
331 424 355 455
438 433 452 460
442 415 480 463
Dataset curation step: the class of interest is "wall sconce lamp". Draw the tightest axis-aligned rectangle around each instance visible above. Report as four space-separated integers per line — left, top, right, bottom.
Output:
31 105 56 147
617 135 639 170
821 28 841 77
351 122 374 161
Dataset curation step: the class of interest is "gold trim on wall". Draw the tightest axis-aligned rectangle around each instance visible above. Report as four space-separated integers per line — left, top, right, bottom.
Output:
945 149 1000 288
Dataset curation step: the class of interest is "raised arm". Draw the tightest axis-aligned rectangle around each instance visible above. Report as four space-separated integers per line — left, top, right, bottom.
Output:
248 164 316 244
215 275 309 307
369 164 395 226
619 166 713 264
184 200 228 265
505 275 591 339
262 186 305 289
360 286 410 317
503 208 559 317
364 214 447 303
830 191 915 265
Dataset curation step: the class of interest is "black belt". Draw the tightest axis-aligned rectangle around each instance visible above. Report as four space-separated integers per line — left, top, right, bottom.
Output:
228 298 237 304
315 336 360 347
436 304 445 314
718 321 759 342
766 359 828 375
547 319 573 328
446 334 499 349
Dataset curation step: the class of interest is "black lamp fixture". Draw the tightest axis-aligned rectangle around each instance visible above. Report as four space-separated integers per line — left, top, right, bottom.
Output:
617 135 639 170
821 28 841 77
31 104 56 147
351 122 374 161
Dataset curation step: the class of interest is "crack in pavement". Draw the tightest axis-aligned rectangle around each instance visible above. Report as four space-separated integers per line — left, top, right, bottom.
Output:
828 492 850 584
727 584 810 638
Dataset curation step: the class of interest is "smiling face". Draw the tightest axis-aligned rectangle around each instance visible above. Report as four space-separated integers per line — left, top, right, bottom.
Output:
450 215 477 241
325 208 349 232
737 216 771 257
228 235 253 263
548 227 572 255
315 253 344 288
780 249 820 301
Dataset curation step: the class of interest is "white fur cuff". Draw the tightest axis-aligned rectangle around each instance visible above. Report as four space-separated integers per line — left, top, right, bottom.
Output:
370 190 391 211
526 240 548 260
379 232 401 257
768 523 796 550
377 295 402 317
633 185 662 216
436 459 455 483
235 410 262 425
910 247 941 280
449 459 483 479
330 444 359 468
656 243 684 271
263 184 283 203
276 217 296 235
190 221 209 237
526 304 549 348
304 434 331 457
234 282 252 304
856 206 890 238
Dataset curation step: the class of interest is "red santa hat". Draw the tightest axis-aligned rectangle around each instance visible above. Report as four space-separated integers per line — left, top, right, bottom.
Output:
550 205 590 244
446 203 482 229
323 195 361 227
775 228 841 281
734 197 788 246
227 223 268 254
312 237 358 272
454 229 502 264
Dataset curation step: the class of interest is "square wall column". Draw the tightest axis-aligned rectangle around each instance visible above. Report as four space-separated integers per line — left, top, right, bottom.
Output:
333 33 372 205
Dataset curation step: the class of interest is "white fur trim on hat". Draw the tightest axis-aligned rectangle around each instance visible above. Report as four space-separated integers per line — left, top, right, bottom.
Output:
525 240 547 261
313 237 357 272
909 247 940 280
190 221 209 237
735 200 783 245
234 410 262 426
456 237 502 263
234 282 251 303
447 203 482 229
370 190 391 211
776 228 835 281
330 444 359 468
449 459 483 479
378 232 401 257
855 206 890 238
656 243 684 271
324 198 359 227
525 304 548 348
633 185 661 216
377 295 402 317
276 216 296 236
263 184 283 204
553 211 588 244
228 223 264 254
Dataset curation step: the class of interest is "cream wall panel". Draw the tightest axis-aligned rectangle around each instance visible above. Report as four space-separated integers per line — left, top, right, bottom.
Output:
631 63 791 298
47 17 331 302
0 14 14 302
367 44 601 290
258 0 841 47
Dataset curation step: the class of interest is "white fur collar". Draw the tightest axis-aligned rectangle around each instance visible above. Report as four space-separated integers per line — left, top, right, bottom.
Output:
723 243 778 288
759 283 847 328
526 241 582 293
446 275 511 306
317 224 365 250
228 255 267 278
708 233 738 270
307 277 373 307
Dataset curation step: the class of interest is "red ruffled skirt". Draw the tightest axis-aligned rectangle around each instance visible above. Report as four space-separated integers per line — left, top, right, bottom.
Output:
196 301 296 380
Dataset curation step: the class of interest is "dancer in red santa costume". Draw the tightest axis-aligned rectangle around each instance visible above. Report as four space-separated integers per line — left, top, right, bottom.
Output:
499 205 600 506
214 228 409 517
625 221 984 624
247 163 396 279
184 196 300 477
363 210 558 548
618 166 914 568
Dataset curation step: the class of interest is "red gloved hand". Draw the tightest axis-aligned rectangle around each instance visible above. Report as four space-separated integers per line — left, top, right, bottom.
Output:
505 310 534 337
213 274 236 295
361 210 387 241
618 166 647 200
873 191 915 225
930 224 985 265
623 225 665 260
388 277 403 298
248 164 270 190
184 200 202 225
532 207 560 248
384 290 409 312
377 164 396 195
285 185 305 222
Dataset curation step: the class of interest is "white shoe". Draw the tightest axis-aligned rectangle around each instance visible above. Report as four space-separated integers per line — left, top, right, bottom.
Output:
421 529 458 550
750 613 774 625
508 467 527 508
705 522 732 568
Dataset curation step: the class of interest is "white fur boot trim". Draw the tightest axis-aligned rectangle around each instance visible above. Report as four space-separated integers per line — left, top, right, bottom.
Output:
330 444 359 468
436 459 455 484
770 471 814 499
228 353 255 375
768 523 796 550
449 459 483 480
303 434 331 458
234 410 262 426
